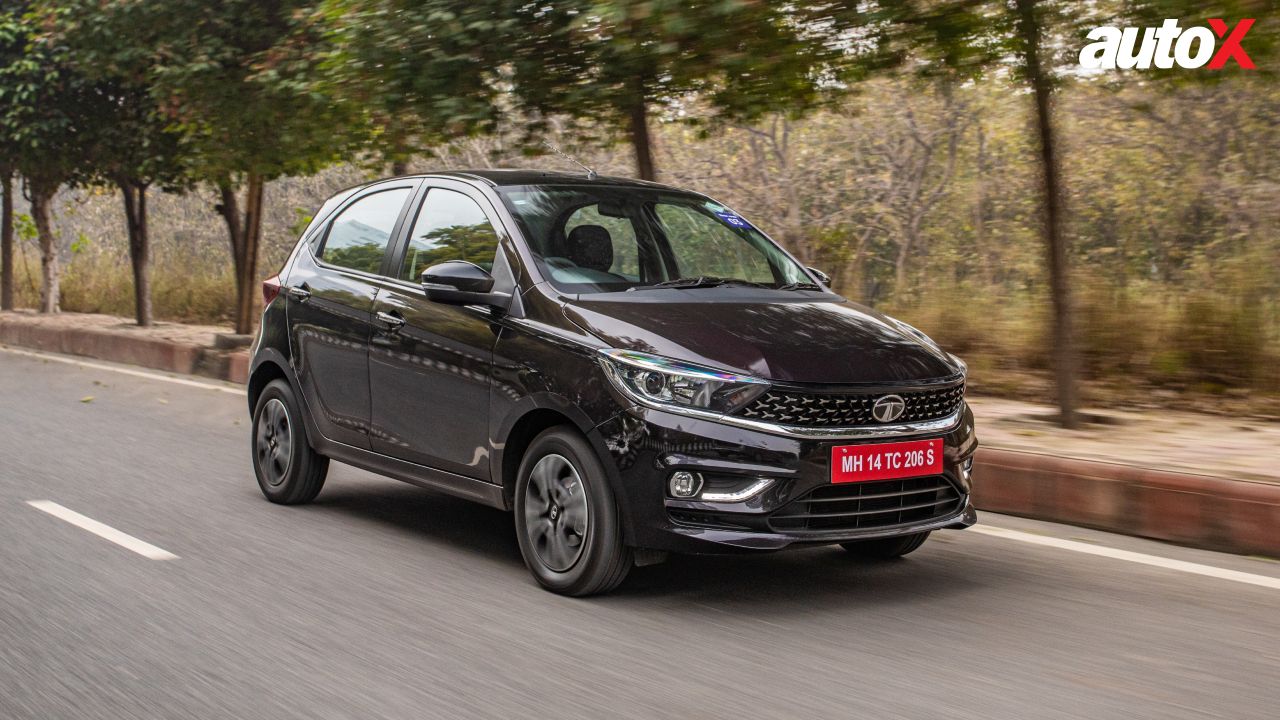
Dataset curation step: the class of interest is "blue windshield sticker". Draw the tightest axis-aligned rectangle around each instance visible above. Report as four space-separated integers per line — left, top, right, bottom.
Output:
714 210 751 229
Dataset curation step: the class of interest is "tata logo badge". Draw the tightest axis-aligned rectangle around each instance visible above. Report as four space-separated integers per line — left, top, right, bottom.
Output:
872 395 906 423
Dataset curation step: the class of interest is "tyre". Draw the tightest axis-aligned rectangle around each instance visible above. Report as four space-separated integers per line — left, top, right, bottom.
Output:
839 531 930 560
514 427 632 596
251 379 329 505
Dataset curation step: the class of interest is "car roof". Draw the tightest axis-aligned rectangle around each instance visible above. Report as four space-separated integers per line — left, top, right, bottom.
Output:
431 168 685 190
350 168 683 193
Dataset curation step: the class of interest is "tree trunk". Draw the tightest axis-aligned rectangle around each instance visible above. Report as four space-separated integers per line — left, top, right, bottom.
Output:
628 96 656 181
1 169 13 311
1016 0 1079 428
391 160 409 176
30 184 59 314
894 221 919 295
119 178 153 326
972 121 994 286
218 174 266 334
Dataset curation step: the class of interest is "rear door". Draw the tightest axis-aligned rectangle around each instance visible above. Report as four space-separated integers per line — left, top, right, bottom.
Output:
286 181 417 449
367 179 513 478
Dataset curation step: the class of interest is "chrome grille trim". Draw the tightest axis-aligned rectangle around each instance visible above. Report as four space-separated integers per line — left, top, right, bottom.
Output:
738 381 965 428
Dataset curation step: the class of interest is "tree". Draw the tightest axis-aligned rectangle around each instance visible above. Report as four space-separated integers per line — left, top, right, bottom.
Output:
40 2 190 326
864 0 1092 426
0 3 110 314
870 0 1278 426
506 1 860 181
316 0 516 172
0 8 18 311
326 1 865 181
56 0 359 333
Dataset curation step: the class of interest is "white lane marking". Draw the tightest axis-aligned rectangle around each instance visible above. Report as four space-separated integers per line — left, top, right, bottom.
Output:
0 345 242 395
26 501 179 560
972 525 1280 591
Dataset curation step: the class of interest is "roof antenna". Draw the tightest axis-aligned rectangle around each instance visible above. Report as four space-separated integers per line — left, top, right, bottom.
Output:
543 140 598 180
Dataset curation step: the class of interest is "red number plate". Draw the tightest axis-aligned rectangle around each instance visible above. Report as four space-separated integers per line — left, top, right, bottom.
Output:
830 438 943 483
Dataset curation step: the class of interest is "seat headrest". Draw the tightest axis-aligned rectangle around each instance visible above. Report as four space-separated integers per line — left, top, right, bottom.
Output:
566 225 614 272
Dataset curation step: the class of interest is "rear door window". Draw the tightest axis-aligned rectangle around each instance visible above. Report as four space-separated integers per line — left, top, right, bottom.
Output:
319 188 412 274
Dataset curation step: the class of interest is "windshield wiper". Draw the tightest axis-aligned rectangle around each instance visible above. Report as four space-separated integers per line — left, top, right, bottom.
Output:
777 281 823 291
636 276 768 290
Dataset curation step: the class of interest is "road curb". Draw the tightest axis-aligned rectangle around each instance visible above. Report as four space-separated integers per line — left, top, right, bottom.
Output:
973 447 1280 558
0 314 250 385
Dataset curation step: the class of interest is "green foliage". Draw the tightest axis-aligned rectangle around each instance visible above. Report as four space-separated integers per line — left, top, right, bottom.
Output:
508 1 852 123
322 242 387 275
289 208 314 239
316 0 518 163
51 0 360 186
0 3 111 192
408 224 500 273
13 212 35 243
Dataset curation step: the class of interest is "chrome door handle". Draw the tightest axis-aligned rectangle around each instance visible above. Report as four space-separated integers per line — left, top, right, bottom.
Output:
287 284 311 301
375 311 405 330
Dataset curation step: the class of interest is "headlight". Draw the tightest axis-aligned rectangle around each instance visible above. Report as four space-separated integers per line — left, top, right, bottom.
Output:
598 349 769 416
948 352 968 377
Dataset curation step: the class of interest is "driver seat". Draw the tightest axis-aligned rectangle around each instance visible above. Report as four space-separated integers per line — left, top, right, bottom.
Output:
566 225 614 272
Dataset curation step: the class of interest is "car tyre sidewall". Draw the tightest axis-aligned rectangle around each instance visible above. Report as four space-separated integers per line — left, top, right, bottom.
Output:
252 379 328 505
514 428 631 596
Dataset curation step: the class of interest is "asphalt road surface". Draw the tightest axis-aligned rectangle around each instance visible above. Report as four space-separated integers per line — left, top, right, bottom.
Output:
2 346 1278 720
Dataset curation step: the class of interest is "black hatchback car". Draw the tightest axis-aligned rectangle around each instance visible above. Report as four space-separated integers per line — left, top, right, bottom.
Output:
248 169 977 595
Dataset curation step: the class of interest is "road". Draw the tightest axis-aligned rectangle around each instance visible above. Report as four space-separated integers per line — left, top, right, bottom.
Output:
1 346 1278 720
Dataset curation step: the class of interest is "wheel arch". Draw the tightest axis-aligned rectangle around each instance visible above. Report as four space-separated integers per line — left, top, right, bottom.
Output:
247 348 297 414
493 396 625 512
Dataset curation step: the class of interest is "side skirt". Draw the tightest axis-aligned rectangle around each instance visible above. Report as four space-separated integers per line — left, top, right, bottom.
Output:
312 435 509 511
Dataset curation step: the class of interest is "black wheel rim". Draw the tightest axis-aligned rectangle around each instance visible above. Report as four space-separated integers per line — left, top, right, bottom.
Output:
256 398 293 487
523 453 590 572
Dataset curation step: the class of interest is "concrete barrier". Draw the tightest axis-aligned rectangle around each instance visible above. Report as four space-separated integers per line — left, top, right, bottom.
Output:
0 313 248 385
973 447 1280 557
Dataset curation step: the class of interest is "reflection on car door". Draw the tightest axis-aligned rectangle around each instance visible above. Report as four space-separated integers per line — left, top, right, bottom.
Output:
368 180 510 478
287 182 415 449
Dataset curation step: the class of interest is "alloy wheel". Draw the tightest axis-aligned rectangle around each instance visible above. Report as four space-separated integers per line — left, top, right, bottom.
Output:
256 398 293 487
523 453 590 572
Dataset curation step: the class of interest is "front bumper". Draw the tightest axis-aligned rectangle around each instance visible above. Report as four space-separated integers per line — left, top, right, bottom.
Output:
596 402 979 553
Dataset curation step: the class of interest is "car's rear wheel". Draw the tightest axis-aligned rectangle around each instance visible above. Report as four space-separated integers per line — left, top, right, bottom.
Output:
514 428 631 596
839 531 930 559
252 379 328 504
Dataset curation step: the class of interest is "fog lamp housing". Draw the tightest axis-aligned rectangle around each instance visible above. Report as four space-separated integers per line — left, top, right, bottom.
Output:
668 471 704 498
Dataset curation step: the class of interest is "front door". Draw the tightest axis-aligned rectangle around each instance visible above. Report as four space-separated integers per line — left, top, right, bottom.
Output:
287 182 416 448
368 181 511 479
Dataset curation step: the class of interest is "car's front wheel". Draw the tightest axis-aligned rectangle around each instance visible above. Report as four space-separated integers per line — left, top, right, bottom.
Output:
839 531 930 559
514 428 631 596
252 379 328 504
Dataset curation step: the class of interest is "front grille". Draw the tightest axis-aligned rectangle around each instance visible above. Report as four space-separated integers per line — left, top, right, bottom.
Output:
737 382 964 428
768 476 963 535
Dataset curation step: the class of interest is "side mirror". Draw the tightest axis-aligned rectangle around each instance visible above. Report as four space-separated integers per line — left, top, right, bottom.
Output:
806 267 832 285
422 261 506 307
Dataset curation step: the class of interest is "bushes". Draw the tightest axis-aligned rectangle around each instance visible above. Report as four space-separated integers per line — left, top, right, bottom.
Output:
889 276 1280 406
10 241 237 325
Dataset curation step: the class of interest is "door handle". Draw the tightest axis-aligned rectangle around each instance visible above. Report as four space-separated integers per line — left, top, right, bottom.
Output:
375 311 406 331
287 284 311 301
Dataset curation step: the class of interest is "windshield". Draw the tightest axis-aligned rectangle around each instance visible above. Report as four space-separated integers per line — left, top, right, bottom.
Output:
495 185 811 294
